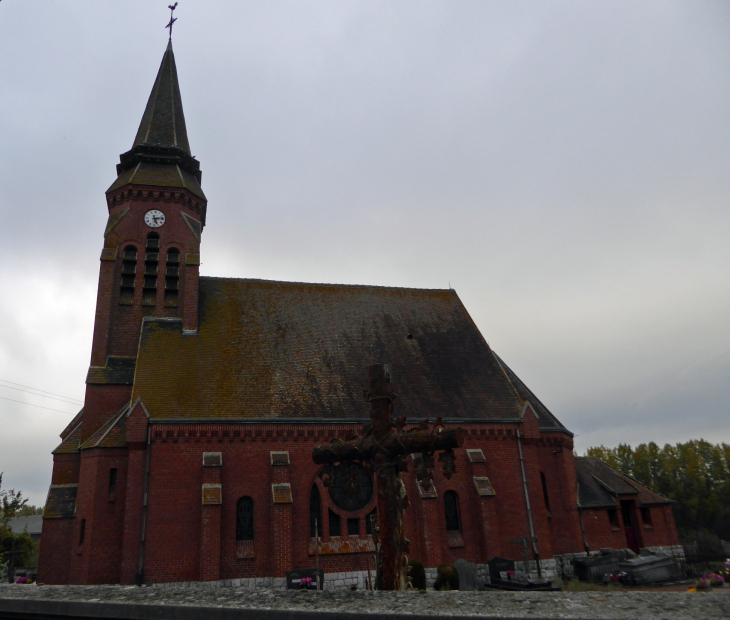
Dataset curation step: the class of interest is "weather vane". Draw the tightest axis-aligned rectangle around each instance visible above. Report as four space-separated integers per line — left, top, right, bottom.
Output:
166 3 178 40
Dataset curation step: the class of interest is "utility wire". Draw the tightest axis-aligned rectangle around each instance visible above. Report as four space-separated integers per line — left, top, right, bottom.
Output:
0 383 84 405
0 379 83 404
0 395 77 415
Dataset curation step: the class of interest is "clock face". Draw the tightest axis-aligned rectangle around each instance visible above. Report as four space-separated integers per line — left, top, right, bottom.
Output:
144 210 165 228
327 463 373 512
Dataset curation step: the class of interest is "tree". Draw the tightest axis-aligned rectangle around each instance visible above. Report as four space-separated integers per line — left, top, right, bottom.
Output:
0 473 28 528
0 473 33 582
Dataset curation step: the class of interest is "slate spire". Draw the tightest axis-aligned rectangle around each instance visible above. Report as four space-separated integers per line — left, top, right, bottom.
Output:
133 40 191 154
108 41 205 200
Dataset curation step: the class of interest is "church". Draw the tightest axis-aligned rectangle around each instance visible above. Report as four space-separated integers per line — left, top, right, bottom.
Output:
38 42 679 587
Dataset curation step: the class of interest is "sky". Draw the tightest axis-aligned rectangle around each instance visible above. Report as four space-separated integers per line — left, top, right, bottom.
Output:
1 1 729 506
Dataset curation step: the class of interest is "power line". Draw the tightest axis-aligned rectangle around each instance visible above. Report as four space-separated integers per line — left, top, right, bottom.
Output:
0 379 83 404
0 395 77 415
0 383 84 405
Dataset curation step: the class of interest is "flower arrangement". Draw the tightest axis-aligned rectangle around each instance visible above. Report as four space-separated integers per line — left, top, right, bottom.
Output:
505 570 515 580
696 577 711 590
702 573 725 587
299 577 313 589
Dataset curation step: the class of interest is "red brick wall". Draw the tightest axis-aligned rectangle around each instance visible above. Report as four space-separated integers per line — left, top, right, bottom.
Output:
132 422 585 584
41 418 678 585
70 448 128 584
37 519 75 584
50 453 81 485
80 385 132 444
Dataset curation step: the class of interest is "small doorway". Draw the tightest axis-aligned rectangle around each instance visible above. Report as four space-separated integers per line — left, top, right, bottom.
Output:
620 500 642 553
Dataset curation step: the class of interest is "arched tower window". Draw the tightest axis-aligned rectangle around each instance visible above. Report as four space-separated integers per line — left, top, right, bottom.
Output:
164 247 180 307
444 490 461 531
236 496 254 541
142 233 159 306
310 484 323 538
120 245 138 304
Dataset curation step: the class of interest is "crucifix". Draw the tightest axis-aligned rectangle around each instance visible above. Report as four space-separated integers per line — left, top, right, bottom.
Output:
510 535 539 577
166 3 178 40
313 364 464 590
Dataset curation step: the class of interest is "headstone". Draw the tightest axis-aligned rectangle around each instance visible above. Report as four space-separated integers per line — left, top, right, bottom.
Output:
453 558 478 591
285 568 324 590
617 554 683 585
488 556 515 583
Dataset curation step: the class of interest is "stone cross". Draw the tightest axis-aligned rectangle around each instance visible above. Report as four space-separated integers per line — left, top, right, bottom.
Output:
313 364 464 590
510 535 538 575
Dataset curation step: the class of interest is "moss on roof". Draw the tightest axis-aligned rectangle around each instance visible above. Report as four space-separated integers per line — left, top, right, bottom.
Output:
131 277 539 421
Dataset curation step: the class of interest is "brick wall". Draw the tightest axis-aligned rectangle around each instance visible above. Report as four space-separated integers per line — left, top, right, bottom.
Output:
39 419 679 585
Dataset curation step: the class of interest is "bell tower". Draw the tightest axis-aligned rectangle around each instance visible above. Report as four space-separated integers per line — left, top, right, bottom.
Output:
84 40 207 441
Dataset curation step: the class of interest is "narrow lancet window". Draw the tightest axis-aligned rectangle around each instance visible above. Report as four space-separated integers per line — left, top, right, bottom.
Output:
540 471 551 514
444 490 461 531
328 508 341 537
236 496 254 541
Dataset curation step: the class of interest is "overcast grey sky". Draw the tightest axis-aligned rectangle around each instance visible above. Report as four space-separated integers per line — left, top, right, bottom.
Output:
1 1 729 506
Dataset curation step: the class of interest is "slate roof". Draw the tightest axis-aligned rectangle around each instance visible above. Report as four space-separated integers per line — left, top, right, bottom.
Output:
86 357 137 386
80 406 128 450
106 41 205 201
130 277 569 427
494 353 567 431
576 457 672 508
53 417 83 455
44 485 78 519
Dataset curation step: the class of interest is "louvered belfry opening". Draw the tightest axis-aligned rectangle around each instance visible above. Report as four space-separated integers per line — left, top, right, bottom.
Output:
120 245 137 304
165 248 180 307
143 234 159 306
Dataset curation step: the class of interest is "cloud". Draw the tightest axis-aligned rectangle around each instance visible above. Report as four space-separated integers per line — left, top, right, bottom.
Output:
1 1 729 501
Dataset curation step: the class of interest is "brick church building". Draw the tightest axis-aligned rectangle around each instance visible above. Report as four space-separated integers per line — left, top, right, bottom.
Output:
38 42 679 586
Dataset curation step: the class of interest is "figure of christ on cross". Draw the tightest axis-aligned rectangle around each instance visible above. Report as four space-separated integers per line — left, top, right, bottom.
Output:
313 364 464 590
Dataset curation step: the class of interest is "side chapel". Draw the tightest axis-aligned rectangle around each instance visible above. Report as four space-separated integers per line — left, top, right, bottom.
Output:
38 42 679 586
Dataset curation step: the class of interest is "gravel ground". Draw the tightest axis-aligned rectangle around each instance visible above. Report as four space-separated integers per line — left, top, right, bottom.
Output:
1 584 729 619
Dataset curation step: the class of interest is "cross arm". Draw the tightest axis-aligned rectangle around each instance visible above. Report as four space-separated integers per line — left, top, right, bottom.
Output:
312 427 464 465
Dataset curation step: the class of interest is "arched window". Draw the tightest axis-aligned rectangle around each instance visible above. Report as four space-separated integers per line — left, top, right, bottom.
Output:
540 471 551 514
236 496 254 541
444 490 461 531
142 233 159 306
310 484 323 538
164 248 180 307
328 508 341 537
120 245 138 304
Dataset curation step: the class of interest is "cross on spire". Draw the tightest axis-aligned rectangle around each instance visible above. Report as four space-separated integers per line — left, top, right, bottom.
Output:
166 3 178 40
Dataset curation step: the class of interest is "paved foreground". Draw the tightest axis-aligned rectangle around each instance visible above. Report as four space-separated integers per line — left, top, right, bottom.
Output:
1 584 729 620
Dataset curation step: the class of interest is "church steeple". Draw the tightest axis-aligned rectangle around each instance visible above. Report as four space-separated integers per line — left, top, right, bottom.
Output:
132 40 191 154
107 41 205 202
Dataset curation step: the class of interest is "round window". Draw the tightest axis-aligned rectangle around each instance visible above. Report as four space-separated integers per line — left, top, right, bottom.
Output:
327 463 373 512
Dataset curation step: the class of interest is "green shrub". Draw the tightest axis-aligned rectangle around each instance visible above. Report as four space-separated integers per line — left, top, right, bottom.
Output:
408 560 426 590
433 563 459 591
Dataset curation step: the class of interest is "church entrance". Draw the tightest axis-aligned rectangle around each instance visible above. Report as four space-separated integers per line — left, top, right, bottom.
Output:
620 500 642 553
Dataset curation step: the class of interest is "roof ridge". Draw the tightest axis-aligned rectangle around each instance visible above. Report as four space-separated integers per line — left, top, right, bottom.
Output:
199 275 455 294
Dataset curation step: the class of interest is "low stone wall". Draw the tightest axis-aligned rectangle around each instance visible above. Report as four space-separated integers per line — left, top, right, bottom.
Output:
3 583 730 620
149 565 496 592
